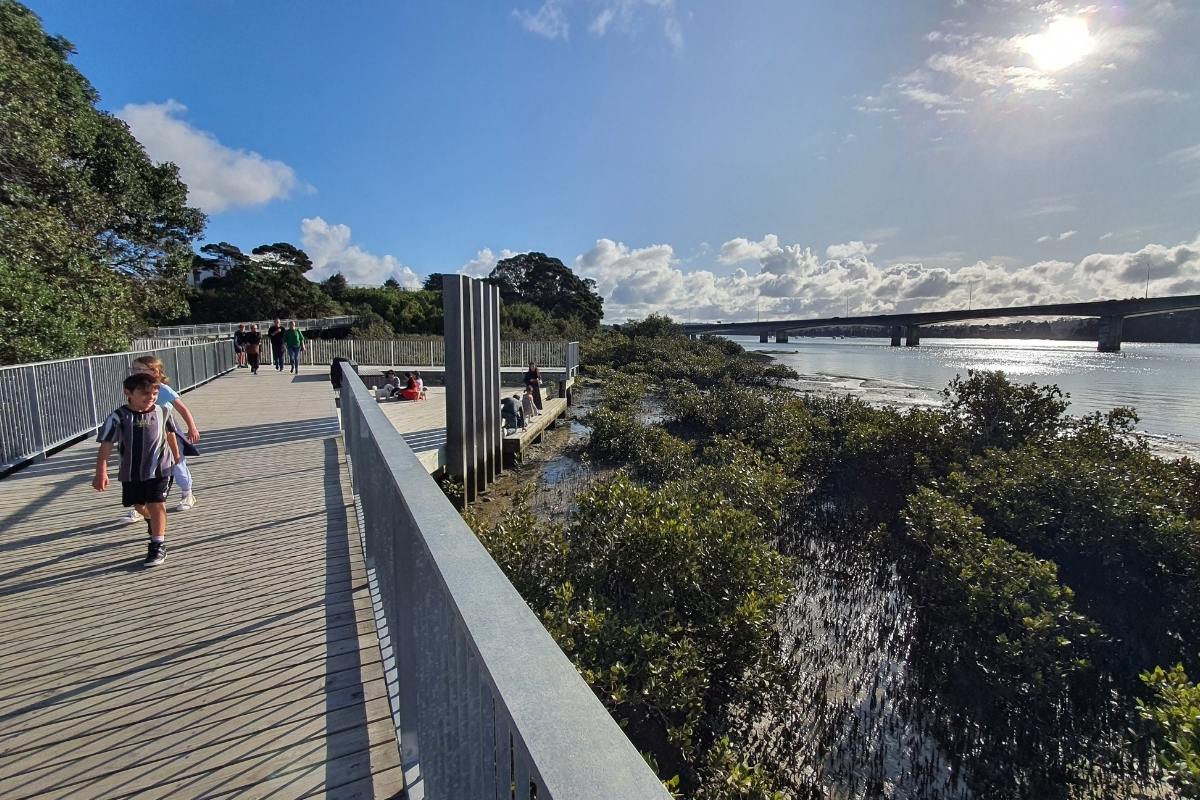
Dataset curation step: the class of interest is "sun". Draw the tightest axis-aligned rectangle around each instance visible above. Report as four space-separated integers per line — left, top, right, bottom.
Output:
1021 17 1094 72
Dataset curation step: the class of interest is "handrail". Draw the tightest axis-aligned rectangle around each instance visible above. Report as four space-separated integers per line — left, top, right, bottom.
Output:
338 367 669 799
149 316 359 338
303 339 576 369
0 341 234 474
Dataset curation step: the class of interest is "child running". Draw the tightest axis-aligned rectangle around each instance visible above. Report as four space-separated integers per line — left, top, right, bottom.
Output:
120 355 202 519
93 373 181 567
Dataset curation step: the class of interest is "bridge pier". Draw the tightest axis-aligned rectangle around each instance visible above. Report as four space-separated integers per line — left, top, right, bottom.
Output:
775 331 789 343
890 325 903 347
1097 315 1124 352
905 325 921 347
759 332 769 344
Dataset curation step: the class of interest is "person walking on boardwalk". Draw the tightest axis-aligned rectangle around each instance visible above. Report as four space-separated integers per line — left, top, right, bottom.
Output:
244 324 263 375
523 362 543 411
93 373 182 567
284 320 306 374
267 318 286 372
121 355 202 516
233 323 248 368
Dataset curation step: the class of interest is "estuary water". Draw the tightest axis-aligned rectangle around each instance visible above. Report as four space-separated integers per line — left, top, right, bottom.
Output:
728 336 1200 454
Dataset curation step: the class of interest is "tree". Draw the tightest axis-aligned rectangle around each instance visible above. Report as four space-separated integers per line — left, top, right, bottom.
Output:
488 252 603 329
251 242 313 273
322 272 349 301
0 1 205 363
382 277 402 291
422 272 447 292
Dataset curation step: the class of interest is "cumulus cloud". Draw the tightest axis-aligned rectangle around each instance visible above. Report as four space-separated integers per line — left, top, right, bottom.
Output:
826 241 879 259
572 231 1200 322
300 217 420 287
117 100 299 214
458 247 518 278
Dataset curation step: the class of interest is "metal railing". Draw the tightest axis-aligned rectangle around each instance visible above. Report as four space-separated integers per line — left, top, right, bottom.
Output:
339 367 669 800
0 341 234 473
303 339 572 369
149 316 359 338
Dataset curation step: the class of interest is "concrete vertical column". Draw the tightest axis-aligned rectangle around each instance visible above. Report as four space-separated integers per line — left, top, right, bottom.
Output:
1097 315 1124 352
890 326 903 347
759 332 769 344
444 276 471 498
905 325 921 347
775 331 789 343
488 284 503 478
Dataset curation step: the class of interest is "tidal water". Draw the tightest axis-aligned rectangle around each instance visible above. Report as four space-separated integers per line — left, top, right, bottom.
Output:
729 336 1200 453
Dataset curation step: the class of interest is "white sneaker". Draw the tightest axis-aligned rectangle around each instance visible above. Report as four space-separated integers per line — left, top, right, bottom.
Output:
121 509 140 525
175 494 197 511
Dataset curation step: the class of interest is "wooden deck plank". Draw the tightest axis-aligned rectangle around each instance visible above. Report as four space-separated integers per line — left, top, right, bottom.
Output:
0 366 404 800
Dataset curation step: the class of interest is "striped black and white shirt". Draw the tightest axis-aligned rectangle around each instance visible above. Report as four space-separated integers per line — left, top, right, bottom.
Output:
97 405 179 482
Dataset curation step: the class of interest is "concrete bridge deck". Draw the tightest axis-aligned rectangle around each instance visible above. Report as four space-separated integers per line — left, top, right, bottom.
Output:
0 369 404 799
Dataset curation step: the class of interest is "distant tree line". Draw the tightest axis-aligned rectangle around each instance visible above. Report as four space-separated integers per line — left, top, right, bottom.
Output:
792 312 1200 343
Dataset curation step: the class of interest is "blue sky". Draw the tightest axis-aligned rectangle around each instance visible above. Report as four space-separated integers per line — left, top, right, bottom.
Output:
29 0 1200 321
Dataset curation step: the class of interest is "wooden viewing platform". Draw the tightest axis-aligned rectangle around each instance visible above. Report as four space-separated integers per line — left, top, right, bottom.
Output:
374 385 568 474
0 367 404 799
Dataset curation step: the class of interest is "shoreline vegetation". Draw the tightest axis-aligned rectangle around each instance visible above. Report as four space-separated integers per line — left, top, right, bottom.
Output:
468 315 1200 799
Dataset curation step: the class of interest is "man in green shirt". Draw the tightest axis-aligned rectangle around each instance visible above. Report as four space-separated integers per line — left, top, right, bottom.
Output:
283 320 306 374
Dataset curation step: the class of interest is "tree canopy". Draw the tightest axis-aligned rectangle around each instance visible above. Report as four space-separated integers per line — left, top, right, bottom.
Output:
488 252 603 329
0 0 205 363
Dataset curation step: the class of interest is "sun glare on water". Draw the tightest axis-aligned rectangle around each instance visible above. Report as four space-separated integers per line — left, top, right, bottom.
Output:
1021 16 1094 72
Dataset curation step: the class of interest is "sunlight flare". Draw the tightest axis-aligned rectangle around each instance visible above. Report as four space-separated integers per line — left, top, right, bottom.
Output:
1021 16 1094 72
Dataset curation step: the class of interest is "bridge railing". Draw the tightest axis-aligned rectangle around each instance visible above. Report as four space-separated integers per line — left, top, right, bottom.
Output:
149 315 359 338
339 367 669 799
303 339 572 369
0 341 233 474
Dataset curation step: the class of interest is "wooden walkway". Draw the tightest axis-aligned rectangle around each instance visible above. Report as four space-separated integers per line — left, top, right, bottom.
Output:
0 367 404 799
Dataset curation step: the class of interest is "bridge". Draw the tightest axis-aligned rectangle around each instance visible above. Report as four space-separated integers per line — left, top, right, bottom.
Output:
680 294 1200 352
0 328 665 798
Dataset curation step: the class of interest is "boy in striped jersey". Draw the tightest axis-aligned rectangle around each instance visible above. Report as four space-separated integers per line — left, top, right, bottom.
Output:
93 373 182 567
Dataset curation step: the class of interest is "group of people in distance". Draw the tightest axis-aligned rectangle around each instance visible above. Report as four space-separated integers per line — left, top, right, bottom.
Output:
377 370 425 402
501 363 545 434
92 355 203 567
233 319 307 374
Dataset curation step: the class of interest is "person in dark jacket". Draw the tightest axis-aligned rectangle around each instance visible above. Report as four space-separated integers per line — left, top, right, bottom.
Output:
267 319 286 372
523 362 543 411
233 324 247 368
244 324 263 375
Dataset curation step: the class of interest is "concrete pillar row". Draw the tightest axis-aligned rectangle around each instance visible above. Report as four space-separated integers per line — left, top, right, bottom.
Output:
775 331 790 343
890 325 903 347
1097 314 1124 352
759 332 769 344
905 325 921 347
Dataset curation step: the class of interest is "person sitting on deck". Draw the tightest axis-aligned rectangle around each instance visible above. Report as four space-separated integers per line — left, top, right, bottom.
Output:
521 386 540 424
376 370 402 400
501 394 524 433
397 372 421 401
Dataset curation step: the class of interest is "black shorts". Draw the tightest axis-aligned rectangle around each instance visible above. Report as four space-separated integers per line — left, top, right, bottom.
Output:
122 477 172 507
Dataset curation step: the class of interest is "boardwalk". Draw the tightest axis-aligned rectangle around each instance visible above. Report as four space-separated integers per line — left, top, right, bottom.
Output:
0 368 403 799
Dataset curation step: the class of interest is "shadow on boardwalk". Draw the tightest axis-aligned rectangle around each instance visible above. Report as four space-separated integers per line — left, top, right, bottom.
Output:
0 368 404 799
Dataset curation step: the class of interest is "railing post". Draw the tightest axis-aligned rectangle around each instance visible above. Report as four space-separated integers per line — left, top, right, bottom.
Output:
84 357 100 430
390 340 395 366
24 365 46 459
349 339 355 363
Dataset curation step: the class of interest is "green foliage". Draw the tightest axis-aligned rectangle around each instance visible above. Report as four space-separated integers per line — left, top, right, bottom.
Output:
489 251 604 329
1138 662 1200 795
501 301 594 340
0 0 205 362
189 252 338 322
942 369 1069 451
584 409 695 484
340 284 442 335
474 472 792 794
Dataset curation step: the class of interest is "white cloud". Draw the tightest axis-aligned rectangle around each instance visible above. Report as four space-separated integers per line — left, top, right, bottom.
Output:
1013 196 1078 219
458 247 518 278
571 231 1200 322
1037 234 1053 243
1100 232 1115 240
1059 230 1077 241
513 0 569 40
117 100 299 214
826 241 879 259
515 0 682 50
300 217 420 288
